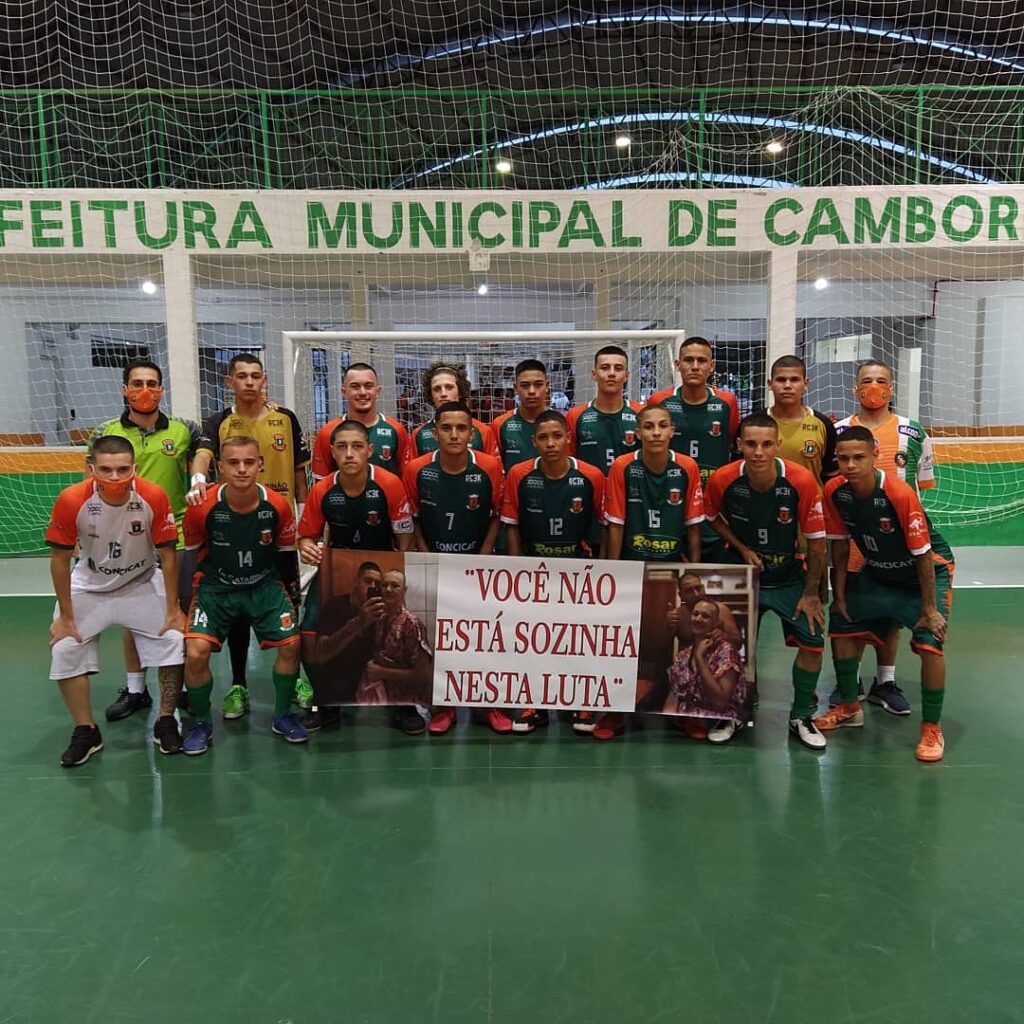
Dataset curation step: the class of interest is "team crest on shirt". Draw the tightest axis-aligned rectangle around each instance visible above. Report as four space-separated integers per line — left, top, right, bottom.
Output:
777 506 792 524
570 496 584 514
623 430 636 445
710 422 721 437
162 439 176 455
803 440 818 457
259 528 273 545
667 488 682 505
894 451 908 467
130 519 143 535
380 445 392 461
467 494 480 510
908 513 925 532
367 510 380 526
272 433 287 451
280 612 293 630
879 517 894 534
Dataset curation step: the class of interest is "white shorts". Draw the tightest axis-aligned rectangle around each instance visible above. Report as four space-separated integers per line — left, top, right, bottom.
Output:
49 571 184 680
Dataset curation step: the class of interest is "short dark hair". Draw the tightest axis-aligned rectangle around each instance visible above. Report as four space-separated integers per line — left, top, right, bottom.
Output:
837 425 876 448
423 361 471 406
343 362 377 382
435 401 473 421
220 434 261 456
594 345 628 366
227 353 264 375
330 419 370 444
738 411 779 438
88 435 135 461
514 358 547 378
356 561 383 578
678 336 713 356
637 402 672 425
533 410 568 433
769 355 806 377
122 358 162 387
855 360 893 381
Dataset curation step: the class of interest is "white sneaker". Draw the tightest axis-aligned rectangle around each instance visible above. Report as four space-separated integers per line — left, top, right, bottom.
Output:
789 716 827 750
708 719 742 744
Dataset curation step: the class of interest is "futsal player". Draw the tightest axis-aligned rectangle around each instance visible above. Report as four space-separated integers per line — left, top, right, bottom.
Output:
491 358 550 471
814 427 952 762
704 412 828 748
46 435 186 765
181 436 304 754
411 361 500 459
565 344 641 474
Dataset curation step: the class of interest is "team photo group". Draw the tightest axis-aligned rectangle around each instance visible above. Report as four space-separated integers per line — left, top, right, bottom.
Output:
47 336 952 768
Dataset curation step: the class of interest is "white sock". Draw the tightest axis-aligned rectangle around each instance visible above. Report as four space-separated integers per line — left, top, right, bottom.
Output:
126 671 147 694
876 665 896 685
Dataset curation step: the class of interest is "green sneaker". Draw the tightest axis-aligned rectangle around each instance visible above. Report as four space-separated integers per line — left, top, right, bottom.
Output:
222 684 249 720
294 677 314 710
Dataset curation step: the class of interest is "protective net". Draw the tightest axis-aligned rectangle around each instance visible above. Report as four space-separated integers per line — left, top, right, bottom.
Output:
0 4 1022 553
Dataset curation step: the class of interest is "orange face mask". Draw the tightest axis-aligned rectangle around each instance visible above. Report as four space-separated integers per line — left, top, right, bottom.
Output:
95 474 135 502
854 381 891 411
125 386 163 414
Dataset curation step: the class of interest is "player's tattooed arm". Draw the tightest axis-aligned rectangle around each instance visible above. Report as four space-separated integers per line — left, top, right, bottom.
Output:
915 551 947 640
795 537 826 633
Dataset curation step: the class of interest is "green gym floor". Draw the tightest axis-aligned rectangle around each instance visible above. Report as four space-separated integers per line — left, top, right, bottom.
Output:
5 578 1024 1023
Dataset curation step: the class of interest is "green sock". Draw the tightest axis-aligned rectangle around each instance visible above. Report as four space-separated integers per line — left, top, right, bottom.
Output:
273 670 298 716
189 678 214 724
921 687 945 724
791 664 821 719
834 657 860 704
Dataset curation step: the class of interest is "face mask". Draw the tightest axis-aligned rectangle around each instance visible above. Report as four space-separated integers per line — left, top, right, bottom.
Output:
95 474 134 502
125 386 163 414
855 381 891 410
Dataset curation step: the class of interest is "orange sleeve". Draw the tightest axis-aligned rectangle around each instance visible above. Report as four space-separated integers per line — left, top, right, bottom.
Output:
183 491 213 550
402 457 426 516
268 490 296 550
378 468 413 528
298 475 331 539
45 483 86 548
477 419 501 459
581 461 607 524
136 478 178 546
886 478 932 554
644 387 674 409
823 478 849 538
604 457 627 524
720 390 741 441
564 405 583 455
311 420 338 479
389 417 412 468
482 454 504 517
501 463 525 524
792 466 826 538
702 464 728 521
681 455 705 525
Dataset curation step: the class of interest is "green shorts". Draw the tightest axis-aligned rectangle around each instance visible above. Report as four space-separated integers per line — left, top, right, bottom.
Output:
185 577 299 650
759 581 825 651
828 561 953 655
301 576 320 635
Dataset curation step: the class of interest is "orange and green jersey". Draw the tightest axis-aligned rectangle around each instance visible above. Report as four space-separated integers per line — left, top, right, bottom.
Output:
644 385 740 484
491 409 544 471
834 413 935 493
411 417 499 460
565 400 641 475
311 413 410 479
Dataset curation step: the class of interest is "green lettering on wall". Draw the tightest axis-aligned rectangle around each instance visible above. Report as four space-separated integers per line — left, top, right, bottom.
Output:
853 197 900 243
988 196 1019 241
30 199 63 248
904 196 935 243
225 201 272 249
940 195 983 244
802 198 850 245
467 201 506 248
764 198 802 246
611 200 641 247
361 201 403 249
667 200 703 247
182 201 220 249
87 199 129 248
707 199 737 247
557 200 606 248
134 201 179 249
306 202 357 249
528 201 561 247
409 201 447 249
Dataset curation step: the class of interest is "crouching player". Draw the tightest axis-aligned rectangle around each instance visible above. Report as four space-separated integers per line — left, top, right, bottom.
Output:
181 436 304 754
46 435 185 766
814 427 953 762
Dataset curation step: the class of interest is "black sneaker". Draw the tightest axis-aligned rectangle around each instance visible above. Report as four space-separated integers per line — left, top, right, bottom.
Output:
300 706 342 733
60 724 103 767
391 705 426 735
153 715 183 755
104 687 152 721
511 708 549 734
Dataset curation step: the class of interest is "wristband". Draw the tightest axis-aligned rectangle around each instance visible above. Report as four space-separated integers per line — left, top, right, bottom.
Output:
190 473 206 486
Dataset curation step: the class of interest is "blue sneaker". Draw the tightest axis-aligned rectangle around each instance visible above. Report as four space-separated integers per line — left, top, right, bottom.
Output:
183 721 213 756
828 678 865 708
867 679 912 716
272 714 309 744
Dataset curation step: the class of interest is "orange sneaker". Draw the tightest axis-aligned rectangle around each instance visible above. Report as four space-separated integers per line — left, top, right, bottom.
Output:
813 702 864 732
592 712 625 741
915 722 945 762
677 716 709 741
428 707 456 735
485 709 513 734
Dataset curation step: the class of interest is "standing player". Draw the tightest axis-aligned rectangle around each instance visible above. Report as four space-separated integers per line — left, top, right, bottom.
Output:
181 436 305 754
311 362 410 479
766 355 837 484
645 336 740 560
565 345 641 474
88 358 200 722
297 419 421 735
46 436 186 765
491 359 550 471
598 403 705 741
411 361 500 459
403 401 509 735
704 413 828 749
188 354 311 719
814 427 952 762
829 360 936 714
501 409 606 734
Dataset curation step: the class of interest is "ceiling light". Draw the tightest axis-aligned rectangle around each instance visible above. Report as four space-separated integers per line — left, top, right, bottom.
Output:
477 282 489 295
614 134 632 149
765 140 784 155
814 276 829 291
141 280 158 295
495 158 512 174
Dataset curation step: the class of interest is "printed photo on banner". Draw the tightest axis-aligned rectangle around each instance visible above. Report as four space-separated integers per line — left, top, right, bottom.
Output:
308 549 434 707
639 564 756 724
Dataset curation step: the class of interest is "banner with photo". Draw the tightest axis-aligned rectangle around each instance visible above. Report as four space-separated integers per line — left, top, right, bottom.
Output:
309 549 757 722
